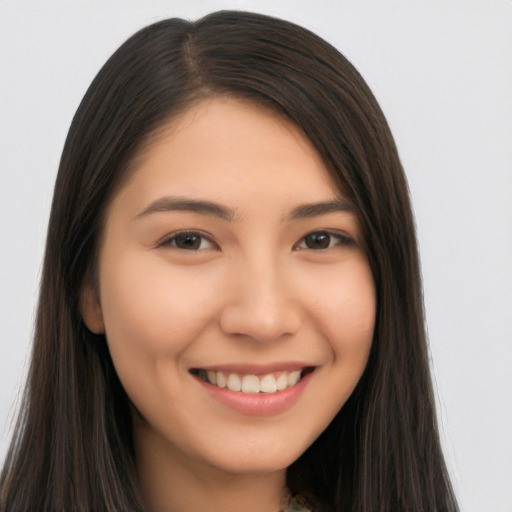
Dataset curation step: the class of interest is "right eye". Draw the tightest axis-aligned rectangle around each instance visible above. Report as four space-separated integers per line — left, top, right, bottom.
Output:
157 231 218 251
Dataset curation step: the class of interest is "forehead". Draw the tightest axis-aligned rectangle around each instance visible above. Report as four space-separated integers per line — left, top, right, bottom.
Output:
110 97 348 217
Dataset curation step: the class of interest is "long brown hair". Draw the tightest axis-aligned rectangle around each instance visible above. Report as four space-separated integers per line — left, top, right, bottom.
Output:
1 11 459 511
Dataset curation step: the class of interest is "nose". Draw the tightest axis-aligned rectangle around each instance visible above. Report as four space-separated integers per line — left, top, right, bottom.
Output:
219 255 302 344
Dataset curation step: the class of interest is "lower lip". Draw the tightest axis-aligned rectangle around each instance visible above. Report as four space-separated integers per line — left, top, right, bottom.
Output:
194 371 313 416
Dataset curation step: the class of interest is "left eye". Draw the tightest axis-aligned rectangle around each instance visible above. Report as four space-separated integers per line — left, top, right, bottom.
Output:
294 231 353 250
158 231 217 251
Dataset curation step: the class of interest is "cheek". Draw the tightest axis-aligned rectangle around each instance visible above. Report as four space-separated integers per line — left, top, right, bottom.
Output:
309 259 376 360
98 251 221 366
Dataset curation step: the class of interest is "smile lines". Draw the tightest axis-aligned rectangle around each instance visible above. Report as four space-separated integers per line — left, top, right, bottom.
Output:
191 368 312 394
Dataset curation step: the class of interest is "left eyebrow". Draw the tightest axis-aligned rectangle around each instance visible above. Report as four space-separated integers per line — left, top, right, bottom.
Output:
287 199 356 221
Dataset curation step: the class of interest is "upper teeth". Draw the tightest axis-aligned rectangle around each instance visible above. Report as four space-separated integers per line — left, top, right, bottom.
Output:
205 370 302 394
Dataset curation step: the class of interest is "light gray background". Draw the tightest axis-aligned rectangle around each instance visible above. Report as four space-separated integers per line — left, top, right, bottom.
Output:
1 1 511 510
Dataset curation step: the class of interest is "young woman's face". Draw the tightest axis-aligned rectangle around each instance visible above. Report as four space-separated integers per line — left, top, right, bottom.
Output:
83 97 375 475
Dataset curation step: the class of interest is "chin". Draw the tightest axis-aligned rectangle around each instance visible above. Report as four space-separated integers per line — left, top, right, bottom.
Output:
201 440 310 476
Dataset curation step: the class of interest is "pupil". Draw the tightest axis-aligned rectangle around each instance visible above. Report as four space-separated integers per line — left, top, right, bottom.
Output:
176 233 200 250
305 232 330 249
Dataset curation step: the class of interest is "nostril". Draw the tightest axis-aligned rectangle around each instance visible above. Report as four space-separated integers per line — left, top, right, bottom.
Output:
219 304 302 344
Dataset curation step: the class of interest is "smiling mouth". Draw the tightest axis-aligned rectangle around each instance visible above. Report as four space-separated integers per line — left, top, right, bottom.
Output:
189 367 314 394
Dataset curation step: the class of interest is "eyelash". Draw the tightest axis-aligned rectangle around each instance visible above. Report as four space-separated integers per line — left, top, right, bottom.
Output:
156 230 354 252
156 231 218 251
293 230 355 251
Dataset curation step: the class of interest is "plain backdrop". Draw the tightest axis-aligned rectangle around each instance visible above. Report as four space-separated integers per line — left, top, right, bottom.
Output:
1 1 511 510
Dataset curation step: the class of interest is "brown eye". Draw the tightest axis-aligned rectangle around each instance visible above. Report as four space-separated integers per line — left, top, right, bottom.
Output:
303 231 331 249
158 231 217 251
294 230 355 251
174 233 202 250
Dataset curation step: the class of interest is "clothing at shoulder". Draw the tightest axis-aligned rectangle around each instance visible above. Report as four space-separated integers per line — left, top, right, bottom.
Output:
283 494 314 512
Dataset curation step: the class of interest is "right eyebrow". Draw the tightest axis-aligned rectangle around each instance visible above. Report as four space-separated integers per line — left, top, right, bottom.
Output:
134 196 237 222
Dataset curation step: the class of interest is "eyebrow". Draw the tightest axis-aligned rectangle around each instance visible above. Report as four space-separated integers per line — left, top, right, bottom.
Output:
135 196 236 221
286 198 356 221
135 196 355 222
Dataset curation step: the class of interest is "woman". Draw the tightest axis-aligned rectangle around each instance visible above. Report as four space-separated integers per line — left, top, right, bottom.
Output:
0 10 459 512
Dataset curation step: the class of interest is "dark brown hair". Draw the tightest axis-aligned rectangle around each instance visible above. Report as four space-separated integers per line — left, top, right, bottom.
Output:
1 10 458 512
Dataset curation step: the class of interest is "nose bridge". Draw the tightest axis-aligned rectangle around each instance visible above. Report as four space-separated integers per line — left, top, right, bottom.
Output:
219 249 301 343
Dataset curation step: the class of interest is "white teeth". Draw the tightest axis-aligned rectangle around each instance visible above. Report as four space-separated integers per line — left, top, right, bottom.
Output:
216 371 227 388
259 374 277 393
207 370 217 386
288 370 301 386
241 375 260 394
206 369 305 394
227 373 241 392
276 373 288 391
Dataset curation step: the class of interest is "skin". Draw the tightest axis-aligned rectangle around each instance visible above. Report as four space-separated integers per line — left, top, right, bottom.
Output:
81 97 376 512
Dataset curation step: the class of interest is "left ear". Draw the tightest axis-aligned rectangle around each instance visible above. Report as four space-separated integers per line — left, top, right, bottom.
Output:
79 279 105 334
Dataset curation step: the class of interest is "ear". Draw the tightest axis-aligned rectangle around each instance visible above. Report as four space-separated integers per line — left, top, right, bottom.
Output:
79 278 105 334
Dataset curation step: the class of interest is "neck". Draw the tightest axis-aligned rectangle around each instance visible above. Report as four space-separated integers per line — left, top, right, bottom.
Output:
135 425 288 512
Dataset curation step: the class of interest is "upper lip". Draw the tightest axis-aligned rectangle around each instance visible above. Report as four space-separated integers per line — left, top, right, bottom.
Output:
190 362 315 375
